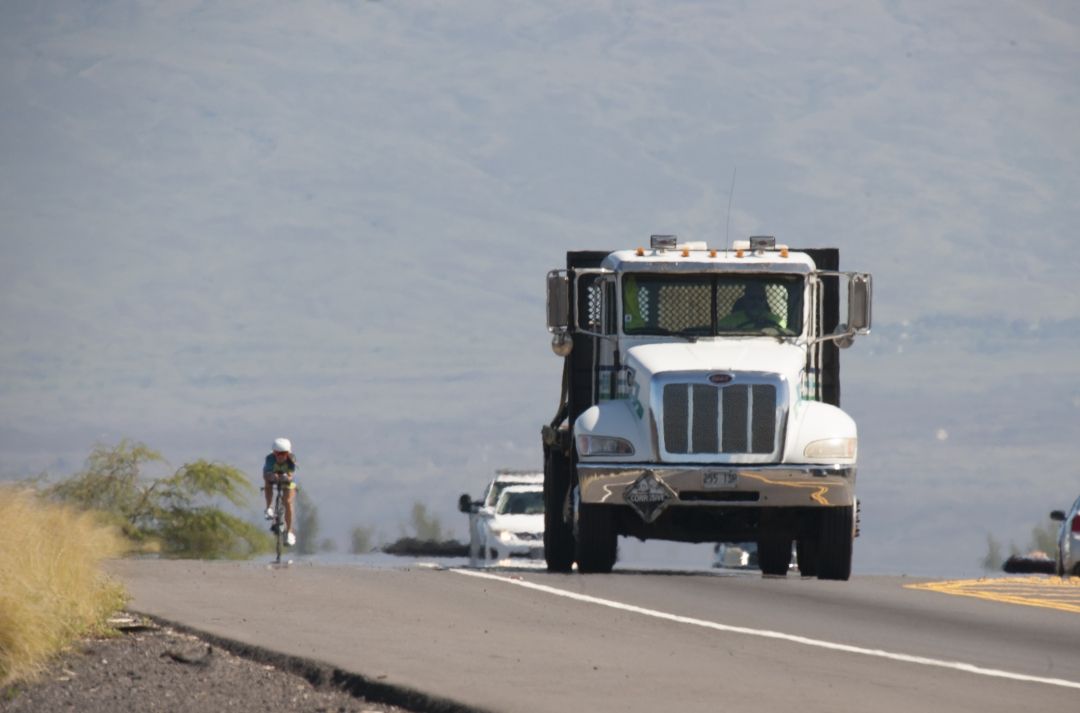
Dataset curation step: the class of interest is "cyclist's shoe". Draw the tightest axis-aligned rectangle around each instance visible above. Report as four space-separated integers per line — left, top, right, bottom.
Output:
265 507 274 520
286 531 296 547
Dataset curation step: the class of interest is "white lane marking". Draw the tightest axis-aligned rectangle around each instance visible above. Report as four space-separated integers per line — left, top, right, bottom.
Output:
451 568 1080 690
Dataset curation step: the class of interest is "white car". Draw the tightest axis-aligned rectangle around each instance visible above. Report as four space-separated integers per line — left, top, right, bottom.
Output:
712 542 758 569
477 485 545 561
481 469 543 510
1051 495 1080 577
459 470 543 563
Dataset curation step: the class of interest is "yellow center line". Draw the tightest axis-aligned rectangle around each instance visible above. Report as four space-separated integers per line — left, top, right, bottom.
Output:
905 577 1080 614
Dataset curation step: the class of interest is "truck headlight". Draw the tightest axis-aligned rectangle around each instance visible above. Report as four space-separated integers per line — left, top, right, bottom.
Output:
804 437 857 460
576 435 635 456
497 530 514 542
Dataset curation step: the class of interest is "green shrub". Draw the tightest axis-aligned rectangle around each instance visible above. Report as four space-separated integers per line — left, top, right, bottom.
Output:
47 441 270 559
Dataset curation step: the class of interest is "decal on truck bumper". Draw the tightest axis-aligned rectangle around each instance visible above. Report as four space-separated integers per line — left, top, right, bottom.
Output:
624 471 677 523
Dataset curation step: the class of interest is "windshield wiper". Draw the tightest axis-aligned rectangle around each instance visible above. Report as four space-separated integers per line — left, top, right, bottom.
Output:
638 328 700 342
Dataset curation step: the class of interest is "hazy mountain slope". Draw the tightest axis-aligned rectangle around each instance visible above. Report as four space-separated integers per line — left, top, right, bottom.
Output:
2 0 1078 573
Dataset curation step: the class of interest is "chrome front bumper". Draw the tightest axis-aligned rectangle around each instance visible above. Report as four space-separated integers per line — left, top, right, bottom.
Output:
577 463 856 522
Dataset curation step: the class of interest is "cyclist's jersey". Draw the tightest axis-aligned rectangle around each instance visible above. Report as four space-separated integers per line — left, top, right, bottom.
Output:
263 454 297 486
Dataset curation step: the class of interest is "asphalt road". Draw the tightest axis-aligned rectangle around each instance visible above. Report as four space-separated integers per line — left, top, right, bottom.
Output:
109 559 1080 713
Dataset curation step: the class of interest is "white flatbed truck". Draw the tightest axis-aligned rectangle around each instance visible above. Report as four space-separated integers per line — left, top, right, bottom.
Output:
541 236 872 579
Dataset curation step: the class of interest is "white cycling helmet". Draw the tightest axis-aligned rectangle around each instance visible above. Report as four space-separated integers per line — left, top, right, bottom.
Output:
272 437 292 453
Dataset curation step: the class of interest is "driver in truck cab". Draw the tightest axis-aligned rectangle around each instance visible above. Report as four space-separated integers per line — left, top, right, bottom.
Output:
717 282 783 331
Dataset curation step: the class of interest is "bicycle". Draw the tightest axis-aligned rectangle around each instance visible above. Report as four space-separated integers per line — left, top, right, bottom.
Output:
268 478 291 564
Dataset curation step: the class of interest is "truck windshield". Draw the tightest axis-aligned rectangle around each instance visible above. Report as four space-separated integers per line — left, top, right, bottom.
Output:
622 274 804 337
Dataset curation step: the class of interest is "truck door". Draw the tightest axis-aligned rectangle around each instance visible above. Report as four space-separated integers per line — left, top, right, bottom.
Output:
800 248 840 407
566 251 611 424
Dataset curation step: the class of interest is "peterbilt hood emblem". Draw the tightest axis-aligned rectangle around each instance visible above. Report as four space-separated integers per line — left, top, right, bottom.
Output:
708 372 734 384
624 471 677 523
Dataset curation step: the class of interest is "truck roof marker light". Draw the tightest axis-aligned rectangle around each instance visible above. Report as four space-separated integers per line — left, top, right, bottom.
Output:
736 248 745 258
636 247 645 256
681 248 690 257
709 249 717 258
780 247 789 258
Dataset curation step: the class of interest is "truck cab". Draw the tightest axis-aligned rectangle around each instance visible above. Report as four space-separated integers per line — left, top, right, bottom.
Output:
542 236 872 578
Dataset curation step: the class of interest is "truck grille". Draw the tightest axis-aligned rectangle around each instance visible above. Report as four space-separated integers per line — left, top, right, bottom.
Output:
662 383 777 455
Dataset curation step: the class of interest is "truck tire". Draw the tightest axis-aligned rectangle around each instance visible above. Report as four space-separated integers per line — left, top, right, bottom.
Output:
575 504 617 573
817 506 854 581
543 449 575 573
796 537 818 577
758 537 792 576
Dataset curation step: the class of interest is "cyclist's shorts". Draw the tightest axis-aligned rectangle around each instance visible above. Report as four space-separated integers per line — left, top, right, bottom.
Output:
264 473 298 490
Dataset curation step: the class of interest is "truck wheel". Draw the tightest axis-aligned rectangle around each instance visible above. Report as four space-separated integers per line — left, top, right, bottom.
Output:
543 449 575 573
796 538 818 577
575 503 617 573
817 506 854 581
758 538 792 576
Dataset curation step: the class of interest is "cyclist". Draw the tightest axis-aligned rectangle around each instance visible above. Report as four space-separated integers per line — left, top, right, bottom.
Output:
263 437 297 547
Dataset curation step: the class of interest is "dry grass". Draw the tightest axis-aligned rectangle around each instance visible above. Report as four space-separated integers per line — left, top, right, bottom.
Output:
0 486 128 686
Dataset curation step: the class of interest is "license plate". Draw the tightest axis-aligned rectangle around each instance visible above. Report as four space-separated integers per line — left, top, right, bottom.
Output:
703 470 738 489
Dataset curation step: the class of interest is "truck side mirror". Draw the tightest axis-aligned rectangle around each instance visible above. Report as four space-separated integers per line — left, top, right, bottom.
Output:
459 493 475 513
546 270 570 331
1050 510 1066 521
848 273 872 333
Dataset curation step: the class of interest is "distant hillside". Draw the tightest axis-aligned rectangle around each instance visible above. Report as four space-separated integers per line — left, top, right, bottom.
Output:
2 0 1078 575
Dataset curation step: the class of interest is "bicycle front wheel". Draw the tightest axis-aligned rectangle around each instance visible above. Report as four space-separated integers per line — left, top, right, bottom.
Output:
274 490 284 563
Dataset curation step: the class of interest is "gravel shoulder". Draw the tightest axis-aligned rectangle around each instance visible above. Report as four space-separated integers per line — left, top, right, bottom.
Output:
0 614 414 713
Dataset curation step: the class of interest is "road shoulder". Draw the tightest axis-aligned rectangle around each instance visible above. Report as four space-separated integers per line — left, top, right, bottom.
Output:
0 614 411 713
